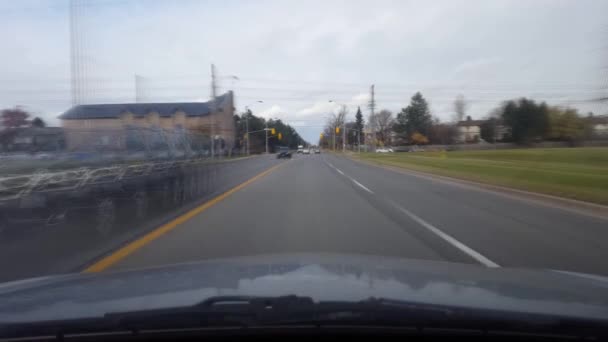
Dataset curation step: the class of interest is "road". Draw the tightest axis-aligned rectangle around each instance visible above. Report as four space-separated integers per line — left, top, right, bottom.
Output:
106 153 608 276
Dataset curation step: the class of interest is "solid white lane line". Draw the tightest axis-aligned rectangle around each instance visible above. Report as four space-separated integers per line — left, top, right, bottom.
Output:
349 177 374 194
391 202 500 268
336 168 345 175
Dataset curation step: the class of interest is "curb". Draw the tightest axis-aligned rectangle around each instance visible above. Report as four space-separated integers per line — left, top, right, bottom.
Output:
347 155 608 221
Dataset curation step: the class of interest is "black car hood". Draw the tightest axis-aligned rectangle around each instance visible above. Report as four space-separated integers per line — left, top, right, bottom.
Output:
1 253 608 323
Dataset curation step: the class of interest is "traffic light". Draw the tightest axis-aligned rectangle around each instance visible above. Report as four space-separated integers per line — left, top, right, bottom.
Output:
335 127 340 134
271 128 276 135
278 133 282 140
320 133 324 139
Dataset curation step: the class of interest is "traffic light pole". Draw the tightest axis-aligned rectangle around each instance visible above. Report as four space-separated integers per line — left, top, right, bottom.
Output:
333 130 336 151
343 122 346 152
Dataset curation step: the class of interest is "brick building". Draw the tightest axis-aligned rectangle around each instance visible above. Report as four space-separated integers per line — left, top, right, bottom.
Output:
59 92 235 154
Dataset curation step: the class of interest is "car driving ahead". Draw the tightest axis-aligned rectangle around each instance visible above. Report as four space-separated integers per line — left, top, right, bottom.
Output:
276 146 292 159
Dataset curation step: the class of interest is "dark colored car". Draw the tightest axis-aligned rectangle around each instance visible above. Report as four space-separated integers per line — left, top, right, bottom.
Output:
277 147 292 159
1 254 607 340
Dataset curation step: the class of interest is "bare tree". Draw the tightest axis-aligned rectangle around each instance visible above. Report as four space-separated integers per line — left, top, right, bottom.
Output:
453 94 468 122
323 105 348 150
1 106 30 128
370 109 394 145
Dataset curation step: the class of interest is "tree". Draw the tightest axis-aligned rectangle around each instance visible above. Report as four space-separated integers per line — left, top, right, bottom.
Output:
428 117 457 145
453 94 468 122
410 132 429 145
1 107 30 128
355 106 365 145
234 109 306 153
394 92 433 141
480 118 499 142
501 98 549 144
323 105 348 150
370 109 394 145
546 107 585 144
30 117 46 128
584 112 595 139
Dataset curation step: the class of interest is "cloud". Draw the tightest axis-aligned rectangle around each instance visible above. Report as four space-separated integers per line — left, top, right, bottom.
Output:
258 105 285 120
1 0 607 143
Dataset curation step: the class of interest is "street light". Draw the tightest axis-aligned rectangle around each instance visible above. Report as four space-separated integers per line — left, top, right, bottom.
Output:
244 100 263 156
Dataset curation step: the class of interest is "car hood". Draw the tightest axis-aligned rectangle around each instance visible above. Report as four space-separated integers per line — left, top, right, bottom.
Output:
1 253 608 323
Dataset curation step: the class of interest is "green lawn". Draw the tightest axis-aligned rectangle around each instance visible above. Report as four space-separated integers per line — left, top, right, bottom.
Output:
355 148 608 205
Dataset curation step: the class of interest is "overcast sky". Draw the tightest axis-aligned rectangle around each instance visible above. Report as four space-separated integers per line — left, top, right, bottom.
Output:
1 0 606 143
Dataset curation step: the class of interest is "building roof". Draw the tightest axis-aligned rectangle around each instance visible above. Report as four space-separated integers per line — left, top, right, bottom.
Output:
59 92 232 120
456 119 485 127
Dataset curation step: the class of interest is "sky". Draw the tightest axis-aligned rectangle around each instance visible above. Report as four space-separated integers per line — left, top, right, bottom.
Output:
0 0 607 143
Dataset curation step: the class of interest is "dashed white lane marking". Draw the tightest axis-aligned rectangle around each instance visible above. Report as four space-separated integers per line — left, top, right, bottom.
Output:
390 201 500 268
326 161 373 194
348 177 374 194
324 157 498 267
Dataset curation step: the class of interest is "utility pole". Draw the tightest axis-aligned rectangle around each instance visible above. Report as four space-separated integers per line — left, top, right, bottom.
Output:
246 115 250 155
357 130 361 153
369 84 376 151
210 64 217 158
333 127 336 151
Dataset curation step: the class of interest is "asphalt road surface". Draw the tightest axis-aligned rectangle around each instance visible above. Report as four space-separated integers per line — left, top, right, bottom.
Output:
108 153 608 277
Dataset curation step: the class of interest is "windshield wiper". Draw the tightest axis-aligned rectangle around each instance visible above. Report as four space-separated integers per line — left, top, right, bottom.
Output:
1 295 606 339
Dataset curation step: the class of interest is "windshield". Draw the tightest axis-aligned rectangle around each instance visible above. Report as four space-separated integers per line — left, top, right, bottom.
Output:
1 0 608 334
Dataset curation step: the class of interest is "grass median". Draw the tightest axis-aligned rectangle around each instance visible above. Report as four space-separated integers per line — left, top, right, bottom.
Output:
354 147 608 205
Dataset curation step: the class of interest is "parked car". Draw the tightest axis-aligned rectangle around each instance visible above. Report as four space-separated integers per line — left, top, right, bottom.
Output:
375 147 394 153
277 147 292 159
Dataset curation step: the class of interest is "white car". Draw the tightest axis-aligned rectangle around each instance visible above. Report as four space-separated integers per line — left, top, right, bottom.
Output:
303 148 311 155
375 147 394 153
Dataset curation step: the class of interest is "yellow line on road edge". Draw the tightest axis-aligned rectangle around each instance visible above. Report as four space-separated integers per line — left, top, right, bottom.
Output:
82 162 285 273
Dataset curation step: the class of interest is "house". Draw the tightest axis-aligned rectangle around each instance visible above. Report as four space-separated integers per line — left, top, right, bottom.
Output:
455 116 510 143
455 116 483 143
0 127 65 152
586 115 608 138
59 92 235 153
